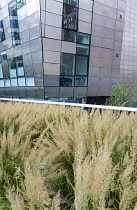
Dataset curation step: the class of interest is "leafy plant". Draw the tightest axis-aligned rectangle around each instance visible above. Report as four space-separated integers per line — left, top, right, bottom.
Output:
106 81 137 106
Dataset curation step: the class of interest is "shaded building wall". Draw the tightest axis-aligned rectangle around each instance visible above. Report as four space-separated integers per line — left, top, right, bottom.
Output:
0 0 127 102
42 0 126 102
88 0 126 98
120 0 137 100
42 0 93 102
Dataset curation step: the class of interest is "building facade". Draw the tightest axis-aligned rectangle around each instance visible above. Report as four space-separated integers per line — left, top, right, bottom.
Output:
0 0 134 104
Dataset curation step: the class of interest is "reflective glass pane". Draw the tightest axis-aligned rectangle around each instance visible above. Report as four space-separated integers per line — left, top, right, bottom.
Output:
0 31 5 42
75 76 87 86
26 77 35 86
1 51 7 60
5 79 11 87
18 77 26 86
0 64 3 78
58 97 74 102
10 20 19 28
76 44 89 55
0 80 4 87
63 4 78 30
11 78 18 86
17 67 24 76
77 33 90 45
62 29 76 42
0 21 3 28
63 0 78 7
17 0 26 9
0 21 5 42
16 56 24 76
60 53 75 75
11 32 20 40
12 32 21 46
8 0 17 16
10 69 17 78
60 76 74 86
9 59 16 69
76 56 88 75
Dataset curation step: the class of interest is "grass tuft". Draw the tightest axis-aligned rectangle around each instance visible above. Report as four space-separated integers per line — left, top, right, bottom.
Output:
0 102 136 209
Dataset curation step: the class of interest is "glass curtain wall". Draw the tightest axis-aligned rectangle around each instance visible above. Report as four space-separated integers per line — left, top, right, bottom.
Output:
8 0 26 46
60 32 90 86
60 0 90 87
0 20 5 42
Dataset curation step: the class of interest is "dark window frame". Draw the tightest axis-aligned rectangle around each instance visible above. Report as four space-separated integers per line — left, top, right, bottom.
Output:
60 52 89 87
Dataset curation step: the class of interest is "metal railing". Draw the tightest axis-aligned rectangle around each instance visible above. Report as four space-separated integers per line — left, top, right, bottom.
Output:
0 97 137 112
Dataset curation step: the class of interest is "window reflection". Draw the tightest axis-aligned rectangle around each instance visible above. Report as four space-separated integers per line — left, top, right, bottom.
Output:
63 4 78 30
60 76 74 86
0 64 3 78
10 20 19 28
0 80 4 87
76 44 89 55
62 29 76 42
8 0 26 47
17 0 26 9
8 56 24 78
60 53 75 75
8 0 17 16
0 20 5 42
63 0 78 7
77 33 90 45
1 51 7 61
5 79 11 87
76 56 88 75
60 53 89 86
75 77 87 86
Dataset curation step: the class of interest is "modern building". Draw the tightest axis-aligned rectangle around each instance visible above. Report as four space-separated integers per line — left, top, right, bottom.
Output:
0 0 135 104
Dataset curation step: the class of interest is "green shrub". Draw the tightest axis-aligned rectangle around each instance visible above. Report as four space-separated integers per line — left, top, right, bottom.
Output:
106 81 137 106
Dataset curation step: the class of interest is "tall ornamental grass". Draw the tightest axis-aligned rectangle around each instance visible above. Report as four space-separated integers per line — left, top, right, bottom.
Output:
0 102 137 210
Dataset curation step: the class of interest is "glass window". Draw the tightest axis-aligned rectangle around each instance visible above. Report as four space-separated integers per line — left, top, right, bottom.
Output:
76 56 88 75
63 4 78 30
60 53 75 75
8 58 17 78
10 20 19 28
62 29 76 42
60 76 74 86
0 80 4 87
76 44 89 55
10 69 17 78
0 64 3 78
75 76 87 86
0 32 5 42
1 51 7 61
63 0 78 7
8 58 16 70
26 77 35 86
0 21 3 28
16 56 24 76
18 77 26 86
17 67 24 76
0 21 5 42
8 0 17 16
11 78 17 86
77 33 90 45
11 32 20 40
58 97 74 102
5 79 11 87
12 32 21 46
17 0 26 9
